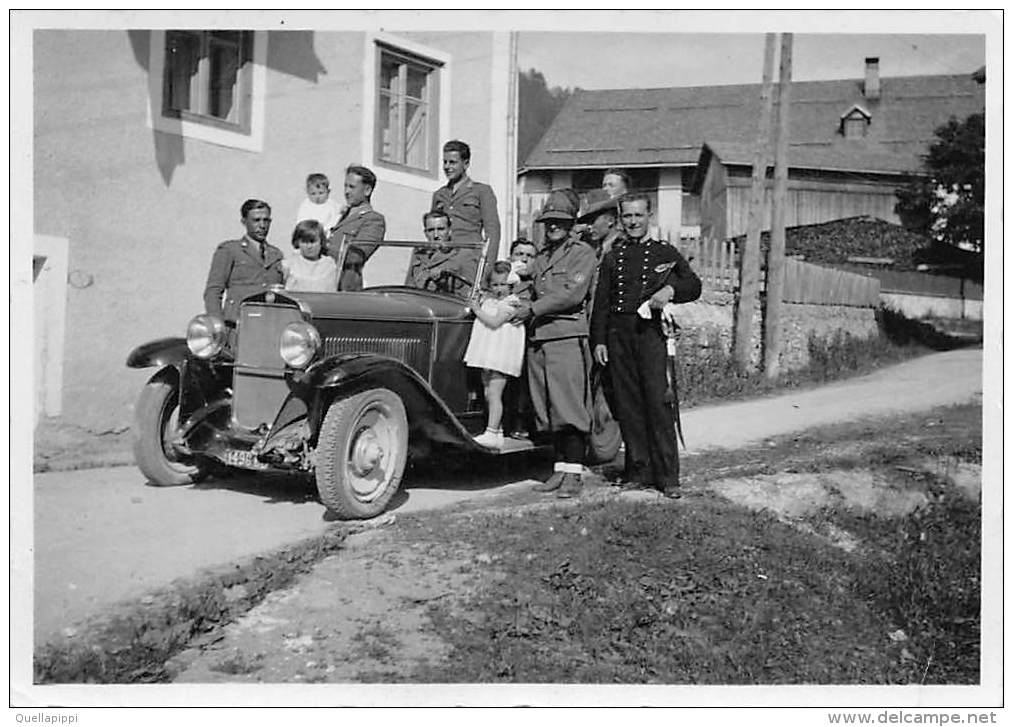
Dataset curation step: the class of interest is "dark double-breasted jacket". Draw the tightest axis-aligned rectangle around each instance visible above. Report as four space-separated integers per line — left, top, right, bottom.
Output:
590 236 702 347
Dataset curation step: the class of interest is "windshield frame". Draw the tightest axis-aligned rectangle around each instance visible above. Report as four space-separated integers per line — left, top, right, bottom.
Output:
335 238 490 298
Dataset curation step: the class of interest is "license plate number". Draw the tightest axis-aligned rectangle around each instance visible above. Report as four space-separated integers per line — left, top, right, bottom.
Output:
222 448 268 470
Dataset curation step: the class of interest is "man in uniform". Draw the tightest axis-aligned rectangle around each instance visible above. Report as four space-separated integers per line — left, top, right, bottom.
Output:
329 165 386 291
203 199 285 324
590 193 701 498
405 209 479 297
577 189 622 259
511 190 597 498
431 140 500 269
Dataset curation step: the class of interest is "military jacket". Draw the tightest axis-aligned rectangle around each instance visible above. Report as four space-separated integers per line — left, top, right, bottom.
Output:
526 236 597 342
404 246 479 297
431 176 501 251
328 202 386 290
590 236 702 348
203 236 286 322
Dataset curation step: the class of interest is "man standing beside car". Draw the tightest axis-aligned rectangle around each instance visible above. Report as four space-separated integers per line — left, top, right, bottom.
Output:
591 193 701 498
510 190 597 499
330 165 386 291
431 140 501 272
203 198 285 324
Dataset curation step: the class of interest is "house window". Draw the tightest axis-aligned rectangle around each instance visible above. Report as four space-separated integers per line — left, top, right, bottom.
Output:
163 30 253 132
844 115 868 139
375 45 441 175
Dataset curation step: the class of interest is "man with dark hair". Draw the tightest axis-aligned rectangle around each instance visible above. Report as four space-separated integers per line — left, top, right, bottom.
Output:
405 209 479 297
591 192 701 498
204 199 285 323
511 190 597 499
330 165 386 291
432 140 501 268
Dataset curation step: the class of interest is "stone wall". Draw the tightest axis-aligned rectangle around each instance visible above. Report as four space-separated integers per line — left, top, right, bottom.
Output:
675 289 879 374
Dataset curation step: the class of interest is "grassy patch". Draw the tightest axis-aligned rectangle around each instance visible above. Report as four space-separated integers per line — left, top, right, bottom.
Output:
402 500 904 684
391 403 981 685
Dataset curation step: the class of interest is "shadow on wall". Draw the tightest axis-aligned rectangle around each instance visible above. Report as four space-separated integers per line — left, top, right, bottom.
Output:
126 29 328 187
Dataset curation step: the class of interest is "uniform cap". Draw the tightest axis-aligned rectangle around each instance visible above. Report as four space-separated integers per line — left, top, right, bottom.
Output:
536 189 579 223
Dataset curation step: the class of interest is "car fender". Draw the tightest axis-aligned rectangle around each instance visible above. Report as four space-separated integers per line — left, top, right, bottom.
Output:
127 337 189 370
298 353 482 451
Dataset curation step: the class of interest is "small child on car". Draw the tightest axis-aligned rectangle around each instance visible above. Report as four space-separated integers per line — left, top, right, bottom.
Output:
283 220 338 292
464 260 525 449
294 172 344 238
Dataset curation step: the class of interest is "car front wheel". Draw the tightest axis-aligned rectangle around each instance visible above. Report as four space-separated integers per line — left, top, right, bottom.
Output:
315 387 408 519
133 370 208 486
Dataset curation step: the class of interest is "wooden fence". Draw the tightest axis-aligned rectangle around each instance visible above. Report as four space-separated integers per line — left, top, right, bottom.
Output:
782 259 880 307
670 235 880 307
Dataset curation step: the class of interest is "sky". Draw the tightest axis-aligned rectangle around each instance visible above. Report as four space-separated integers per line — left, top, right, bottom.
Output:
518 33 986 91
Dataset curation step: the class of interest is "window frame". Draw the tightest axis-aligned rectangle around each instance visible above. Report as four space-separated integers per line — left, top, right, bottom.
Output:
147 29 267 152
361 32 452 192
373 42 442 178
161 30 254 134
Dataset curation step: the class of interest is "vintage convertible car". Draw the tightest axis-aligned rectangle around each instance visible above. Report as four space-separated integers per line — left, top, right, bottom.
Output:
126 238 620 520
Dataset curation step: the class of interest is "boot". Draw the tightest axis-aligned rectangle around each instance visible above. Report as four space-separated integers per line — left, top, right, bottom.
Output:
555 472 583 499
533 470 565 493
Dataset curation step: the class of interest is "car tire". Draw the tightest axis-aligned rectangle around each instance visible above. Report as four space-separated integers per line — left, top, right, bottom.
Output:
133 370 209 486
587 382 622 465
315 387 409 519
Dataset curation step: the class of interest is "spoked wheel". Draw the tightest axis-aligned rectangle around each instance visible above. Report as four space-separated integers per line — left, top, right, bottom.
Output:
315 388 408 519
133 370 208 486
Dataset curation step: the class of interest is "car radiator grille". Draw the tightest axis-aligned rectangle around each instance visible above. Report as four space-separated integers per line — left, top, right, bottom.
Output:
323 336 428 378
233 303 303 430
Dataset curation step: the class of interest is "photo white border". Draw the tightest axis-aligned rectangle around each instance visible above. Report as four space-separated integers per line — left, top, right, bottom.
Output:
8 7 1004 715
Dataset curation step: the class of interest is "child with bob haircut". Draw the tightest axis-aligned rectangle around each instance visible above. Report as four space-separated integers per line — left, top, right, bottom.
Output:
283 219 338 292
464 260 525 449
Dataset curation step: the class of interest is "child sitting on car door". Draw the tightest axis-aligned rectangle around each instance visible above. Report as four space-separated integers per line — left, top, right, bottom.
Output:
463 260 525 450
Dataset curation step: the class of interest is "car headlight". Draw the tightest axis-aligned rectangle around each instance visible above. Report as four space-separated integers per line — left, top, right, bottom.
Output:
280 321 321 369
186 314 227 359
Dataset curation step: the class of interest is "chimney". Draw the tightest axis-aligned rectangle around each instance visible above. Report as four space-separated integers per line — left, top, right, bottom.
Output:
864 57 880 99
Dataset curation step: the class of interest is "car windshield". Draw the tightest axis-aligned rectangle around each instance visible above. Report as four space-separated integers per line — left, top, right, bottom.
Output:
336 238 488 298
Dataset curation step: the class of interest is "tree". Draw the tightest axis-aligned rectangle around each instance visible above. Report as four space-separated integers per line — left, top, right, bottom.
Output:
895 112 984 253
517 68 577 165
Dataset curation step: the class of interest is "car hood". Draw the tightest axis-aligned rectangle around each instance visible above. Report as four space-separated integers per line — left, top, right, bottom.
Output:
255 287 471 321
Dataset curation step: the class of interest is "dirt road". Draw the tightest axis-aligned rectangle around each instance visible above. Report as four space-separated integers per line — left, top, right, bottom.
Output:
30 348 983 647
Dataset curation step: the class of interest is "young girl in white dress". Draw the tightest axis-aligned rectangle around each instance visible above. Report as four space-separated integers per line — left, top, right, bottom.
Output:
283 220 338 292
464 260 526 449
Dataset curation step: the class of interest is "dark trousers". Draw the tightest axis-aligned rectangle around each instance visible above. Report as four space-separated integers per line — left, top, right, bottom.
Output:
606 315 679 488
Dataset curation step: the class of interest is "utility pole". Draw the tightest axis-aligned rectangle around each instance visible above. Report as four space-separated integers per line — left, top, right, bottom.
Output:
733 33 777 374
764 32 792 379
503 30 519 248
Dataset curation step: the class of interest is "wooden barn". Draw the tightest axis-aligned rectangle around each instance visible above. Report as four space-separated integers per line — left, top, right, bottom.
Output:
518 58 984 242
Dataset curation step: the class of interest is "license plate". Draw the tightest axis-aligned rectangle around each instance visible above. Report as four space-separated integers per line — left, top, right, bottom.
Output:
221 448 269 470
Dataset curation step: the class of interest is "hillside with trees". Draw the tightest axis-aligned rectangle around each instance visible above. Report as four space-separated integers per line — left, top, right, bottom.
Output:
518 68 578 166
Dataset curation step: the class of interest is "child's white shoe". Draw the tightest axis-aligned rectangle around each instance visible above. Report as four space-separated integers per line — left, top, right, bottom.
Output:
474 430 504 450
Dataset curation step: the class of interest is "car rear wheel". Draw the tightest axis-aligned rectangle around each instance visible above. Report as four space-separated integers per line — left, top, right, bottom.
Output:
315 387 408 519
133 370 208 486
